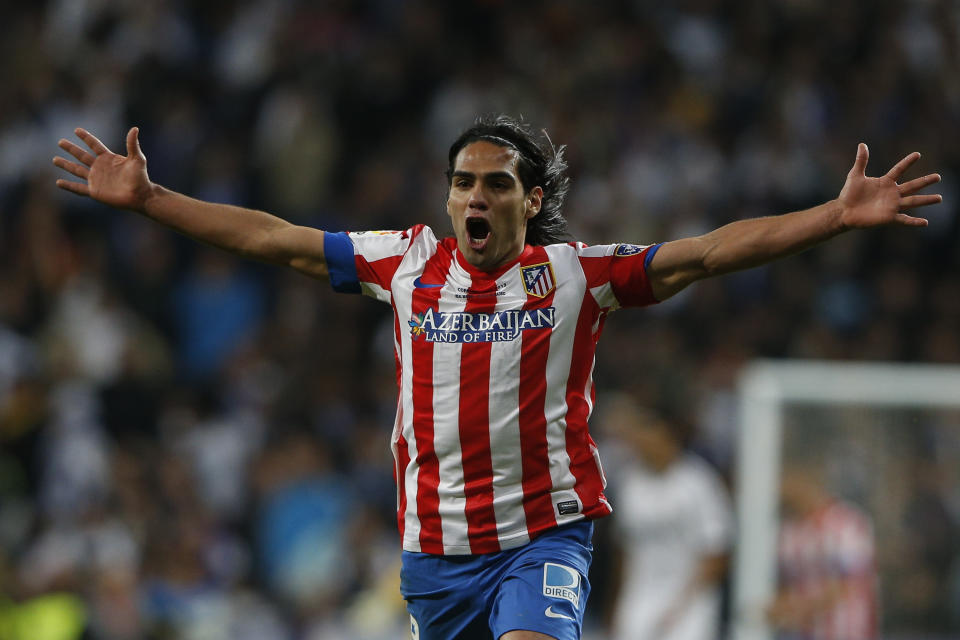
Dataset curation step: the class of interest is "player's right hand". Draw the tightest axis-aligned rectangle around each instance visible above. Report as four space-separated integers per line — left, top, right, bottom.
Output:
54 127 153 212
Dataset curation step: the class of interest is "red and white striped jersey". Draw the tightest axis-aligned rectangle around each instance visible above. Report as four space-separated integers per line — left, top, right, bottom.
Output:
778 500 879 640
324 225 661 555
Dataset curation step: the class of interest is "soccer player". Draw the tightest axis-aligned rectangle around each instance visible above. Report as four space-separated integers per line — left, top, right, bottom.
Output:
768 461 879 640
600 396 732 640
53 116 941 640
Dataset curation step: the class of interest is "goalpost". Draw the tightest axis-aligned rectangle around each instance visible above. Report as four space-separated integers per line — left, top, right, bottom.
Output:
731 359 960 640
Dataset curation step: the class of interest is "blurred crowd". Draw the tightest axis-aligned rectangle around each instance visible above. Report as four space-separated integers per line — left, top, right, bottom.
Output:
2 0 959 638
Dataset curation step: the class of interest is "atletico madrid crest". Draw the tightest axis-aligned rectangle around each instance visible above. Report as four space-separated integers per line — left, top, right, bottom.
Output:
614 243 643 256
521 262 556 298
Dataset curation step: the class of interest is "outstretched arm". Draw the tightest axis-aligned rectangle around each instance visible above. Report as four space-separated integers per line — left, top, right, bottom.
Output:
54 127 329 279
647 144 942 300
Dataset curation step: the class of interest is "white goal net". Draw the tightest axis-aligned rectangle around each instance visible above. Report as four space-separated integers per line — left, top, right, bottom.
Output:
732 360 960 640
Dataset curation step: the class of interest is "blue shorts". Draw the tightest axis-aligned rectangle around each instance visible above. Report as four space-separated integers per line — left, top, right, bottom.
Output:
400 521 593 640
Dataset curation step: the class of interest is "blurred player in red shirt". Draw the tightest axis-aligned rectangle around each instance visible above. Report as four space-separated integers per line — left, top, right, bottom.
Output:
768 462 879 640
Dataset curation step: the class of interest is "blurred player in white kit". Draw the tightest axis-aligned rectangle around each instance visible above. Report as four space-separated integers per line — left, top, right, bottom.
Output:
603 396 732 640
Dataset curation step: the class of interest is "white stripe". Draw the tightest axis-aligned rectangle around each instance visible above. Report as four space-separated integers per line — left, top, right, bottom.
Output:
590 443 607 491
576 242 610 258
400 226 441 272
360 281 390 303
397 298 421 549
391 232 440 551
582 354 597 426
397 282 421 550
389 390 403 515
432 267 470 553
589 283 617 310
543 245 585 525
348 229 411 262
583 306 603 428
488 266 529 548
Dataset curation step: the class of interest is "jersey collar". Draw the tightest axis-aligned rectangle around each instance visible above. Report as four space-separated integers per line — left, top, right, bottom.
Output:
450 240 536 282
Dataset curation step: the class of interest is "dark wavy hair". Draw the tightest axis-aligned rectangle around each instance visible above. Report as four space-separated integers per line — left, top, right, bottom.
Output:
446 115 571 246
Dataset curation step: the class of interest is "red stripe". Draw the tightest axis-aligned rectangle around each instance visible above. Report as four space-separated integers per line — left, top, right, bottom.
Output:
394 431 409 539
409 246 453 554
458 279 499 554
392 311 406 540
355 254 403 290
577 254 610 289
564 292 611 519
608 245 658 307
517 247 558 536
393 312 403 395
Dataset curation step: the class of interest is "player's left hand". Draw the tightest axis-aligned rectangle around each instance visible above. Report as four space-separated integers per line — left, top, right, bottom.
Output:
837 143 942 229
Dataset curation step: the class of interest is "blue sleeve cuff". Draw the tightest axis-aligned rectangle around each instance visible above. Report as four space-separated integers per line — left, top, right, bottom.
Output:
643 242 663 270
324 232 361 294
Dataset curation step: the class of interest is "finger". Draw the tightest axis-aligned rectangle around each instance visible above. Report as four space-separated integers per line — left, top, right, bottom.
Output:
55 178 91 197
892 212 929 226
126 126 143 158
898 173 941 197
52 155 90 179
850 142 869 176
886 151 921 181
900 193 943 209
75 127 110 155
58 138 96 165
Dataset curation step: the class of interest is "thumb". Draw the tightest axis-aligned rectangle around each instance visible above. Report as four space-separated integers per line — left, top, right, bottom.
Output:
850 142 868 177
126 127 143 158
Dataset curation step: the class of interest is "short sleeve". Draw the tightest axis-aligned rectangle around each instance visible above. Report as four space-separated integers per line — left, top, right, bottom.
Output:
575 242 663 310
324 227 422 303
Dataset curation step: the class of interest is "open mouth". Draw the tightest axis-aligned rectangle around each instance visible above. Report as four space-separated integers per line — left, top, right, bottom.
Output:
465 217 491 250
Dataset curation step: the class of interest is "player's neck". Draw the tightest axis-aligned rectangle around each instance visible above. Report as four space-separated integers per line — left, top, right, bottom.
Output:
455 243 533 278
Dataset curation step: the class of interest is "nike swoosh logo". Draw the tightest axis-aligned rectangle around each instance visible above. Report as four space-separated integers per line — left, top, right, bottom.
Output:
413 277 444 288
544 606 574 621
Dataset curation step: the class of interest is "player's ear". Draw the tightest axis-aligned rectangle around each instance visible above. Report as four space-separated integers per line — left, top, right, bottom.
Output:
526 186 543 220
